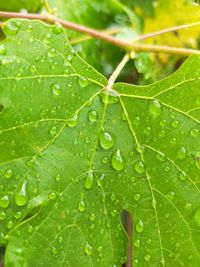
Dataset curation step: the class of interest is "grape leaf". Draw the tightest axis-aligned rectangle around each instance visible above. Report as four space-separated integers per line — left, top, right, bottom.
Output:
0 19 200 267
0 0 42 12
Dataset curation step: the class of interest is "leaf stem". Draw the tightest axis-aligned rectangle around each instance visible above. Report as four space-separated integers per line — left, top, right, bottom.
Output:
107 53 130 90
0 11 199 56
134 22 200 42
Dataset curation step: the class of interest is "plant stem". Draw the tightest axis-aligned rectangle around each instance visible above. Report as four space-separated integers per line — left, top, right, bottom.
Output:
107 53 130 90
134 22 200 42
0 11 200 56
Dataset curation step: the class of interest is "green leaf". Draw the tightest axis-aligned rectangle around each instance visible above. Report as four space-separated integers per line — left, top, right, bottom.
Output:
0 0 42 12
0 19 200 267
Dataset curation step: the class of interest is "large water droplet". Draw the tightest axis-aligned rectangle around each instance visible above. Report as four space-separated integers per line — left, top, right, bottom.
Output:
85 242 93 256
79 76 89 87
134 161 145 174
4 21 19 35
149 100 162 117
100 90 119 104
136 220 144 233
111 149 125 171
15 180 28 206
68 114 78 128
0 195 10 209
85 170 94 190
88 110 98 122
99 131 115 150
51 83 62 96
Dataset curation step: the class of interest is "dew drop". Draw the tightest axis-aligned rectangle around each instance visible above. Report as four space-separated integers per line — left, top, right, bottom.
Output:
144 255 151 262
89 213 96 221
136 220 144 233
7 221 14 229
4 169 13 179
179 172 187 181
79 76 89 87
68 114 78 128
134 194 141 202
99 131 115 150
171 120 180 128
78 200 86 212
51 246 57 255
15 211 22 219
85 242 93 256
4 21 19 35
48 48 57 58
49 126 57 136
134 239 140 248
194 207 200 226
49 192 56 200
88 110 98 122
53 23 63 34
0 45 6 55
55 174 61 182
190 128 199 138
111 149 125 171
0 195 10 209
0 211 6 221
149 99 162 117
85 170 94 190
15 180 28 206
100 90 119 104
177 146 186 160
57 236 63 244
134 161 145 174
51 83 62 96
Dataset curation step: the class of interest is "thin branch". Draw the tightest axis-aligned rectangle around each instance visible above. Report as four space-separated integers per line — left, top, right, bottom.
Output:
0 11 200 56
134 22 200 42
107 53 130 90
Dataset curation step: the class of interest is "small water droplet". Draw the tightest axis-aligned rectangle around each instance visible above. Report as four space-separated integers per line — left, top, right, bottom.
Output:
85 170 94 190
89 213 96 221
134 194 141 202
4 21 19 35
0 45 6 55
177 146 186 160
0 211 6 221
15 211 22 219
144 255 151 262
111 149 125 171
190 128 199 138
88 110 98 122
7 220 14 229
15 180 28 206
194 208 200 226
51 246 57 255
179 172 187 181
57 236 63 244
100 90 119 104
49 192 56 200
149 99 162 117
134 239 140 248
195 152 200 170
171 120 180 128
85 242 93 256
79 76 89 87
68 114 78 128
0 195 10 208
53 23 63 34
99 131 115 150
49 126 57 136
134 161 145 174
55 174 61 182
136 220 144 233
51 83 62 96
78 200 86 212
4 169 13 179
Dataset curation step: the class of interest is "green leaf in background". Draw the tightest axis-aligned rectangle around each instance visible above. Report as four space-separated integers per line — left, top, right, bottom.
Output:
0 0 43 12
0 19 200 267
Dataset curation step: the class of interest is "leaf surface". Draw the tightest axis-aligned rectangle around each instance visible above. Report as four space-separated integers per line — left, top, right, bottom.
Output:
0 0 42 12
0 19 200 267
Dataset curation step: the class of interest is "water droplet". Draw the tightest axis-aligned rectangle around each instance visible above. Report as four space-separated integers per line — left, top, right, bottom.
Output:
15 211 22 219
55 174 61 182
99 131 115 150
171 120 180 128
144 255 151 262
51 83 62 96
0 211 6 221
4 21 19 35
134 194 141 202
85 242 93 256
85 171 94 190
7 220 14 229
179 172 187 181
78 200 86 212
134 239 140 248
134 161 145 174
28 225 33 233
57 236 63 244
88 110 98 122
0 45 6 55
100 90 119 104
97 174 105 188
79 76 89 87
149 99 162 117
89 213 96 221
51 246 57 255
15 180 28 206
111 149 125 171
195 152 200 170
49 126 57 136
48 48 57 58
53 23 63 34
194 207 200 226
190 128 199 138
4 169 13 179
177 146 186 160
68 114 78 128
136 220 144 233
0 195 10 208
